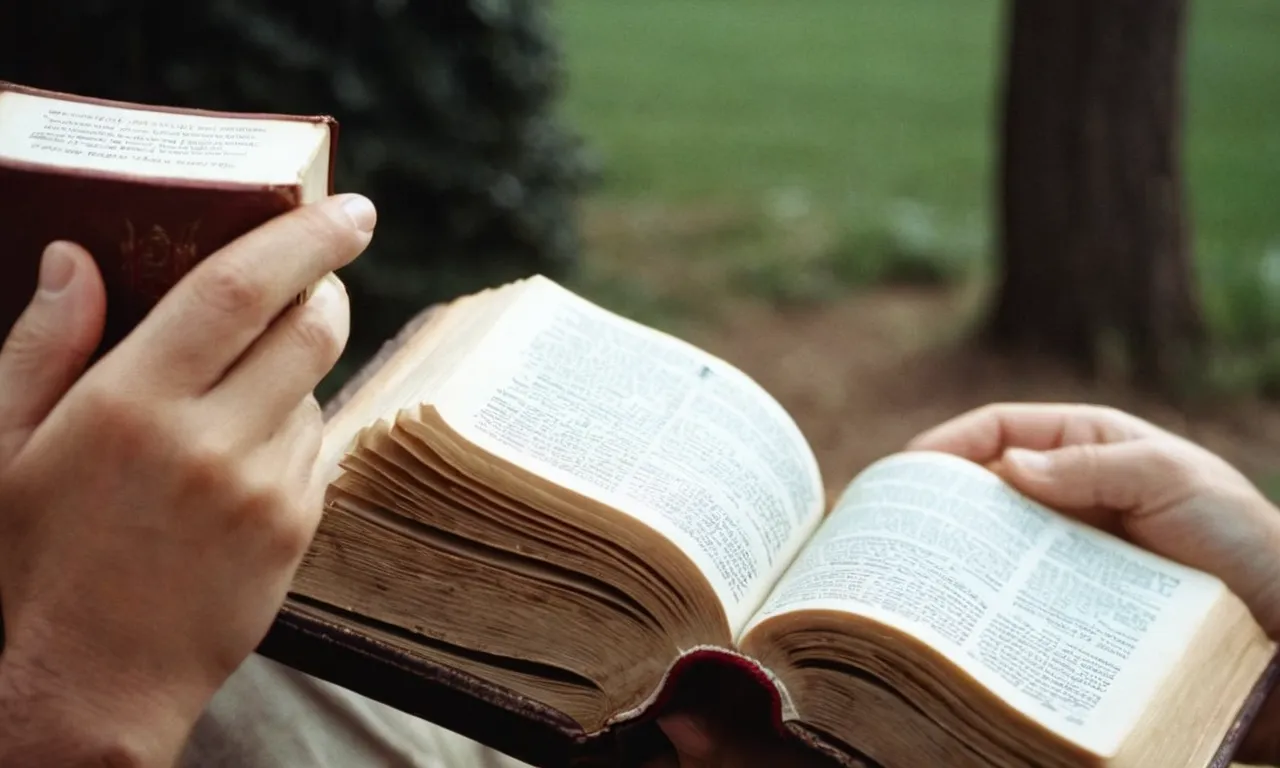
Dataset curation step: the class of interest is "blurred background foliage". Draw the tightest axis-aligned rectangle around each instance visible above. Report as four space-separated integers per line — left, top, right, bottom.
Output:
0 0 595 395
1 0 1276 493
555 0 1279 396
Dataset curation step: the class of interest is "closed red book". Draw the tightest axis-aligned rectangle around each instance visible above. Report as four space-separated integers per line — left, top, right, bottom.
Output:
0 81 337 353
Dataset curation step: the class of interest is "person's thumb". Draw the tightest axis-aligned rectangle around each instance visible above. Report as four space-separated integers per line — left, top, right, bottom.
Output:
1002 440 1280 633
1000 442 1157 514
0 241 106 464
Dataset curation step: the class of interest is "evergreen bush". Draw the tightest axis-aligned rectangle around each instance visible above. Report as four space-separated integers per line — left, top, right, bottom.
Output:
0 0 593 391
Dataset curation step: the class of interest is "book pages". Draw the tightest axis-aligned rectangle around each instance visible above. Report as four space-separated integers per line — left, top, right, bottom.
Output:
743 451 1224 756
432 277 826 632
0 89 326 184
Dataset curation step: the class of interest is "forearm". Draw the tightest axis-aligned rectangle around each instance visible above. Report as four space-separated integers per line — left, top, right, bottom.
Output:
0 655 184 768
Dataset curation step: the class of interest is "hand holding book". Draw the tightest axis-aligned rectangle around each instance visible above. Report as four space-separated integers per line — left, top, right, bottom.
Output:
282 277 1276 768
2 82 1277 768
639 404 1280 767
907 402 1280 766
0 196 374 767
909 403 1280 638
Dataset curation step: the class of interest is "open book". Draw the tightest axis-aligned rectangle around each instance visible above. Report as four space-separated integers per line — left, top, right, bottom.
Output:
272 275 1278 768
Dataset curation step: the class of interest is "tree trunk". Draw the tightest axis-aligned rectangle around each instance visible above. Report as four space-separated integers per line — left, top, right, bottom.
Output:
986 0 1205 389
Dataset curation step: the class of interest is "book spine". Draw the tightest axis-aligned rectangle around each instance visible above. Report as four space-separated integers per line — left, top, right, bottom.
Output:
0 163 302 354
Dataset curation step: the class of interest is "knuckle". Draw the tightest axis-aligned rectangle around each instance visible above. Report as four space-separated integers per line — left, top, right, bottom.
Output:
1071 443 1116 509
194 262 266 317
1118 438 1208 511
79 385 155 439
233 480 312 558
1075 442 1104 478
268 512 316 560
1142 440 1201 484
975 402 1008 418
1 316 48 364
2 313 94 373
178 435 240 492
242 483 293 525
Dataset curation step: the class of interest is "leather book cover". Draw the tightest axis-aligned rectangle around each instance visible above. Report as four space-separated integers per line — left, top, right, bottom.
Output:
264 304 1280 767
0 80 338 354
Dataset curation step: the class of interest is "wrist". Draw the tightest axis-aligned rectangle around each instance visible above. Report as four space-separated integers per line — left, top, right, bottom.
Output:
0 652 185 768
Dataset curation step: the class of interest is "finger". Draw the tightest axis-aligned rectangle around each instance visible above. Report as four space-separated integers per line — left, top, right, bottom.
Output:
276 394 325 496
209 274 349 437
1004 441 1280 631
1000 440 1201 542
999 441 1173 512
656 714 716 763
906 403 1150 463
249 395 326 554
119 194 375 393
0 242 106 462
288 402 329 561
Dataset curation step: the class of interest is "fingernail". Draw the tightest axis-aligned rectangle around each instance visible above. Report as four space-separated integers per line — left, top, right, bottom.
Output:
38 242 76 296
336 194 377 233
1005 448 1051 473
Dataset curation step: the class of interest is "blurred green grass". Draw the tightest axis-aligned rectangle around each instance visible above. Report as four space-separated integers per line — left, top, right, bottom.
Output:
555 0 1280 387
558 0 998 205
